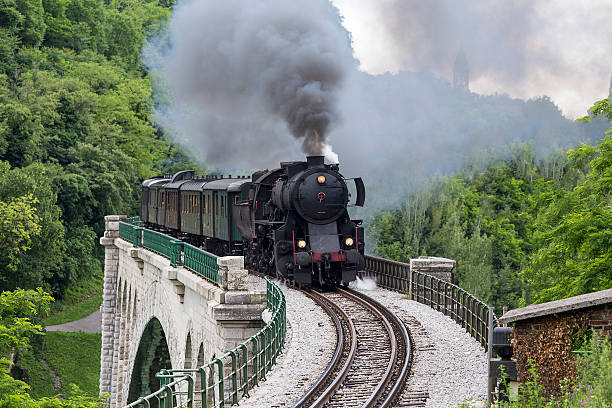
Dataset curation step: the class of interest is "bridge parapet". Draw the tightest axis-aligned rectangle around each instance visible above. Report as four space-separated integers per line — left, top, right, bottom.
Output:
360 254 498 402
99 215 266 408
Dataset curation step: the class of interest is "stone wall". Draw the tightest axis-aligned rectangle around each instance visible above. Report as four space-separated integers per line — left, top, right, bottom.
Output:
510 304 612 398
99 216 266 407
410 256 455 284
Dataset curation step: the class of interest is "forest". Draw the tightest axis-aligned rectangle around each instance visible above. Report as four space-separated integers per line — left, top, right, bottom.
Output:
0 0 200 404
369 98 612 313
0 0 205 299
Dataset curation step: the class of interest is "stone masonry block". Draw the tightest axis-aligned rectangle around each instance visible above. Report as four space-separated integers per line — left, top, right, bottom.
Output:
100 237 116 247
224 292 251 305
227 269 249 291
163 266 178 280
217 256 244 269
410 256 456 284
212 303 266 322
105 215 126 223
225 291 267 305
410 256 456 271
218 325 246 340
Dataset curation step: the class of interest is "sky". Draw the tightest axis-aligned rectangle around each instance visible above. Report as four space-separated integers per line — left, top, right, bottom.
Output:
331 0 612 119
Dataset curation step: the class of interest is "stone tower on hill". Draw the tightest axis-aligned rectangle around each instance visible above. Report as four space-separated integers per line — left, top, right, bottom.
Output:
453 49 469 91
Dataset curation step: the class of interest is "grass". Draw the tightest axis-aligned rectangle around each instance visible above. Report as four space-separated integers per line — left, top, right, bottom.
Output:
15 332 101 399
13 274 105 399
44 293 103 326
42 332 102 397
45 269 103 325
15 348 56 399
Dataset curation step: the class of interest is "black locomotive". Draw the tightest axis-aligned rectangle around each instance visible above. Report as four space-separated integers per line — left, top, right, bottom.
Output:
140 156 365 287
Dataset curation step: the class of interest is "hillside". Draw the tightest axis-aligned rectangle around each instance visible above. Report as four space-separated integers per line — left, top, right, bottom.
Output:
369 99 612 312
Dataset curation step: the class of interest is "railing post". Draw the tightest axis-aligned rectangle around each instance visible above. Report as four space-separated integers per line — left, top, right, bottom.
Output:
251 337 259 387
214 358 224 408
186 375 194 408
487 307 494 404
238 343 248 397
199 367 207 408
258 331 266 380
229 351 238 405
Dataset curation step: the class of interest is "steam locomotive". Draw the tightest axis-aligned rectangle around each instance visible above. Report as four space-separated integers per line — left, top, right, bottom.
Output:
140 156 365 288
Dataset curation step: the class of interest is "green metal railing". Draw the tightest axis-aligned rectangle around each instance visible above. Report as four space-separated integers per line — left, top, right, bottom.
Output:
142 229 183 267
127 216 143 225
360 255 497 351
118 219 221 286
410 269 494 350
183 243 222 286
126 277 286 408
119 222 143 247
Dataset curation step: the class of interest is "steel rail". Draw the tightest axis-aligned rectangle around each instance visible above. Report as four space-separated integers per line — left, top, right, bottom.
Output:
247 270 412 408
337 288 398 408
299 290 358 408
346 290 412 408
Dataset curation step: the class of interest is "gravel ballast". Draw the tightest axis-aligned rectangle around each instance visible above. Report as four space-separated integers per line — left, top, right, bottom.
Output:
353 279 488 407
243 275 487 407
242 275 336 407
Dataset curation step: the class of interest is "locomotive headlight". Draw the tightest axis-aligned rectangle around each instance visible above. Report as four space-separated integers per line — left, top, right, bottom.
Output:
298 240 307 248
317 175 326 184
345 237 354 247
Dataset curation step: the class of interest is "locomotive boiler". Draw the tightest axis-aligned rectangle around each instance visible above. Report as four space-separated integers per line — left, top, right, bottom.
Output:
234 156 365 288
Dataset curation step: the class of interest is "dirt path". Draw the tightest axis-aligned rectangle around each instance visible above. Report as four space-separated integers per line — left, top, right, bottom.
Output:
46 310 102 333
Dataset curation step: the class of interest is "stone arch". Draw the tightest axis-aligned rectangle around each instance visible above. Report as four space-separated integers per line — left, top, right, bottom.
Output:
184 333 193 369
197 343 205 368
122 276 185 407
131 288 138 331
194 344 206 406
117 280 130 397
127 317 171 408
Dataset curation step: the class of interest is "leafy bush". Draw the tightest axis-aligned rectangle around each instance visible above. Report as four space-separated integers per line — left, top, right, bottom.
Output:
487 334 612 407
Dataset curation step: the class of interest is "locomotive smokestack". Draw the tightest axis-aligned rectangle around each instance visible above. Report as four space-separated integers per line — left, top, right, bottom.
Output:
306 155 325 168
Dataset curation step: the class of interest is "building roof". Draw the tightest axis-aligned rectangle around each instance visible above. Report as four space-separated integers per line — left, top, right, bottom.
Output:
500 288 612 324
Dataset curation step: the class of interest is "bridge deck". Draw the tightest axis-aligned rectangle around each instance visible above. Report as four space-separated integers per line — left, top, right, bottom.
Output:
239 278 487 408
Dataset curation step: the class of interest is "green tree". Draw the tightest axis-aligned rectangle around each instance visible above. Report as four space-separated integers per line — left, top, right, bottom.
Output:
0 194 42 274
0 162 65 293
524 101 612 302
0 288 104 407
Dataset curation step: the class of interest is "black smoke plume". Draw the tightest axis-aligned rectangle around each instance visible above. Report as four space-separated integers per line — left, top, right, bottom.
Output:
145 0 352 166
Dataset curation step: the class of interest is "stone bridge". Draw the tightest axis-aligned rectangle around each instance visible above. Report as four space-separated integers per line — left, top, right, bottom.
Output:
99 216 266 407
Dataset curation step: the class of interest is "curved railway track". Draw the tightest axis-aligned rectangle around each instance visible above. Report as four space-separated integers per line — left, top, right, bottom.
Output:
292 287 412 408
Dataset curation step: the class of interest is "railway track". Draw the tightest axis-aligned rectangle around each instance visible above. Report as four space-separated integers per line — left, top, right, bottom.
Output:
292 287 412 408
